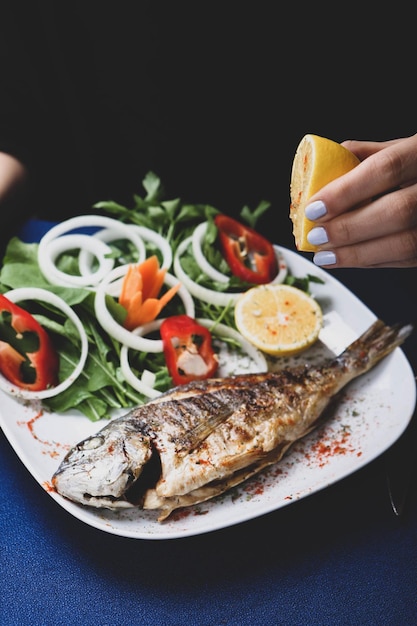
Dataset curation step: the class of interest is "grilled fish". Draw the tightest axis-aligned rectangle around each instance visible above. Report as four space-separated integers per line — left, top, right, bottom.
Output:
52 319 413 521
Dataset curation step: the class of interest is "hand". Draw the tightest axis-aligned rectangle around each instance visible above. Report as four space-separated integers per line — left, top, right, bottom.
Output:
304 134 417 268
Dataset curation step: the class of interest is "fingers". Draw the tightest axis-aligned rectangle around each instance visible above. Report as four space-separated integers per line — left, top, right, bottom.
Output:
310 184 417 248
340 137 404 161
302 134 417 268
306 134 417 221
309 183 417 268
312 228 417 269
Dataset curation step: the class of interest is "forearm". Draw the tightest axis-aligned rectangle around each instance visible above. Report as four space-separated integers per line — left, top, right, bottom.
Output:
0 151 28 203
0 152 30 256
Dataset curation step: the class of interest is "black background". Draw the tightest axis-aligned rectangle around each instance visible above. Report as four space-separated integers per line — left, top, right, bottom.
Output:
1 6 417 623
1 3 416 244
1 1 417 349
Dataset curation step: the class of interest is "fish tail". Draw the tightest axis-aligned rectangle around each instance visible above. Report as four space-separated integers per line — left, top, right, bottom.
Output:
335 319 413 374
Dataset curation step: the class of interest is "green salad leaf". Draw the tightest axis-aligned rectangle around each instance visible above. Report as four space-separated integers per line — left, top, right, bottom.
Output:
0 172 323 420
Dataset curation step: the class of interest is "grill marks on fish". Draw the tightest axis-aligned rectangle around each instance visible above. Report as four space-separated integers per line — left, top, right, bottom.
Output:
133 392 238 456
145 368 344 508
51 320 414 521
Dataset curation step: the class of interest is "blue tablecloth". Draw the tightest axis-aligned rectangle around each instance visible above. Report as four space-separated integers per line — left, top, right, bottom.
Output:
2 220 417 625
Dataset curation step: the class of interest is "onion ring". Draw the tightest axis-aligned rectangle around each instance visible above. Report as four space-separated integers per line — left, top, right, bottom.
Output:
193 221 288 285
119 317 267 399
0 288 89 400
120 333 163 399
40 234 114 288
94 264 194 352
38 215 146 287
174 237 240 306
192 222 230 283
134 225 173 270
174 237 289 306
78 224 173 277
270 246 288 285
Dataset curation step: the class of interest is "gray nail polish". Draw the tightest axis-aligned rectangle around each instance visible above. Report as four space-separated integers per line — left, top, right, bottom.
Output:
305 200 327 220
313 251 337 266
307 227 328 246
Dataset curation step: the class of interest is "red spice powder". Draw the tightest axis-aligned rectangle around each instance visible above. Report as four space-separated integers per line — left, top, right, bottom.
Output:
18 410 68 459
308 426 361 468
243 480 264 497
26 411 44 441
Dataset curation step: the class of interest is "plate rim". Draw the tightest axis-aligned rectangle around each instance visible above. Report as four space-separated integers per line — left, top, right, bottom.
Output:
1 245 416 540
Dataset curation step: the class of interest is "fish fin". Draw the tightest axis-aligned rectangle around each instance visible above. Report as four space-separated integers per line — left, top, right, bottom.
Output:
335 319 414 372
146 442 294 521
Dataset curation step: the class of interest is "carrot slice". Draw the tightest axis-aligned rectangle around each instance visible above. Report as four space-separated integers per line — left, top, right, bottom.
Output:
124 284 181 330
125 298 161 329
119 265 143 309
137 256 161 300
157 282 181 309
142 271 166 301
119 256 181 330
122 291 143 330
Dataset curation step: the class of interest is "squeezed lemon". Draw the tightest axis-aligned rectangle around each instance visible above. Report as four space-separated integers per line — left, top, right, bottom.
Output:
290 134 360 252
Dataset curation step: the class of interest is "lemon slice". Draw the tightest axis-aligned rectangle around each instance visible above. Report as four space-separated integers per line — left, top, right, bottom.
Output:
290 134 360 252
234 284 323 356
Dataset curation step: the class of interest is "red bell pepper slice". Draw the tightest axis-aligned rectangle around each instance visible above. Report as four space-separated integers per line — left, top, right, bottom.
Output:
0 294 59 391
214 214 278 284
160 315 218 386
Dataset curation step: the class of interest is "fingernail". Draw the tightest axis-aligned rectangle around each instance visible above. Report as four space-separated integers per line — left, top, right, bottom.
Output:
313 251 337 266
305 200 327 220
307 226 328 246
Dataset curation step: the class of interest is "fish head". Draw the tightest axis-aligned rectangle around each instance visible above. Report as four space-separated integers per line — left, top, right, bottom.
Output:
52 419 153 509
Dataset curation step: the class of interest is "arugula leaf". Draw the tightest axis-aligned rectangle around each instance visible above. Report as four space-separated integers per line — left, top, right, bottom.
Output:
2 237 39 265
0 171 320 420
240 200 272 229
284 273 325 294
142 171 164 201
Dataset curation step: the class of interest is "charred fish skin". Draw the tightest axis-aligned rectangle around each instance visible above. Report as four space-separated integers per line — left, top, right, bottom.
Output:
51 392 237 509
52 320 413 519
51 419 153 508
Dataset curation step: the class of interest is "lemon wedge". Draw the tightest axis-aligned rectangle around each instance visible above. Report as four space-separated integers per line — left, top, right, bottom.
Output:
234 283 323 356
290 134 360 252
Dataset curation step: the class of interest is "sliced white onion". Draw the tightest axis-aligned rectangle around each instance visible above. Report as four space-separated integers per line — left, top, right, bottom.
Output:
193 222 288 286
119 319 166 399
77 228 120 278
119 316 267 399
0 288 89 400
270 246 288 284
134 225 173 270
38 215 146 287
141 369 157 388
78 224 173 277
192 222 230 283
39 234 114 288
174 237 241 307
174 237 289 307
120 341 162 399
94 264 194 352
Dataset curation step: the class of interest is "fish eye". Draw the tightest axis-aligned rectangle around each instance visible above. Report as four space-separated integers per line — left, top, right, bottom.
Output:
78 435 105 451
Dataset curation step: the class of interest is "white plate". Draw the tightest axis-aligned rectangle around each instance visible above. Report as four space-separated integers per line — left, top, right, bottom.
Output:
1 246 415 539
